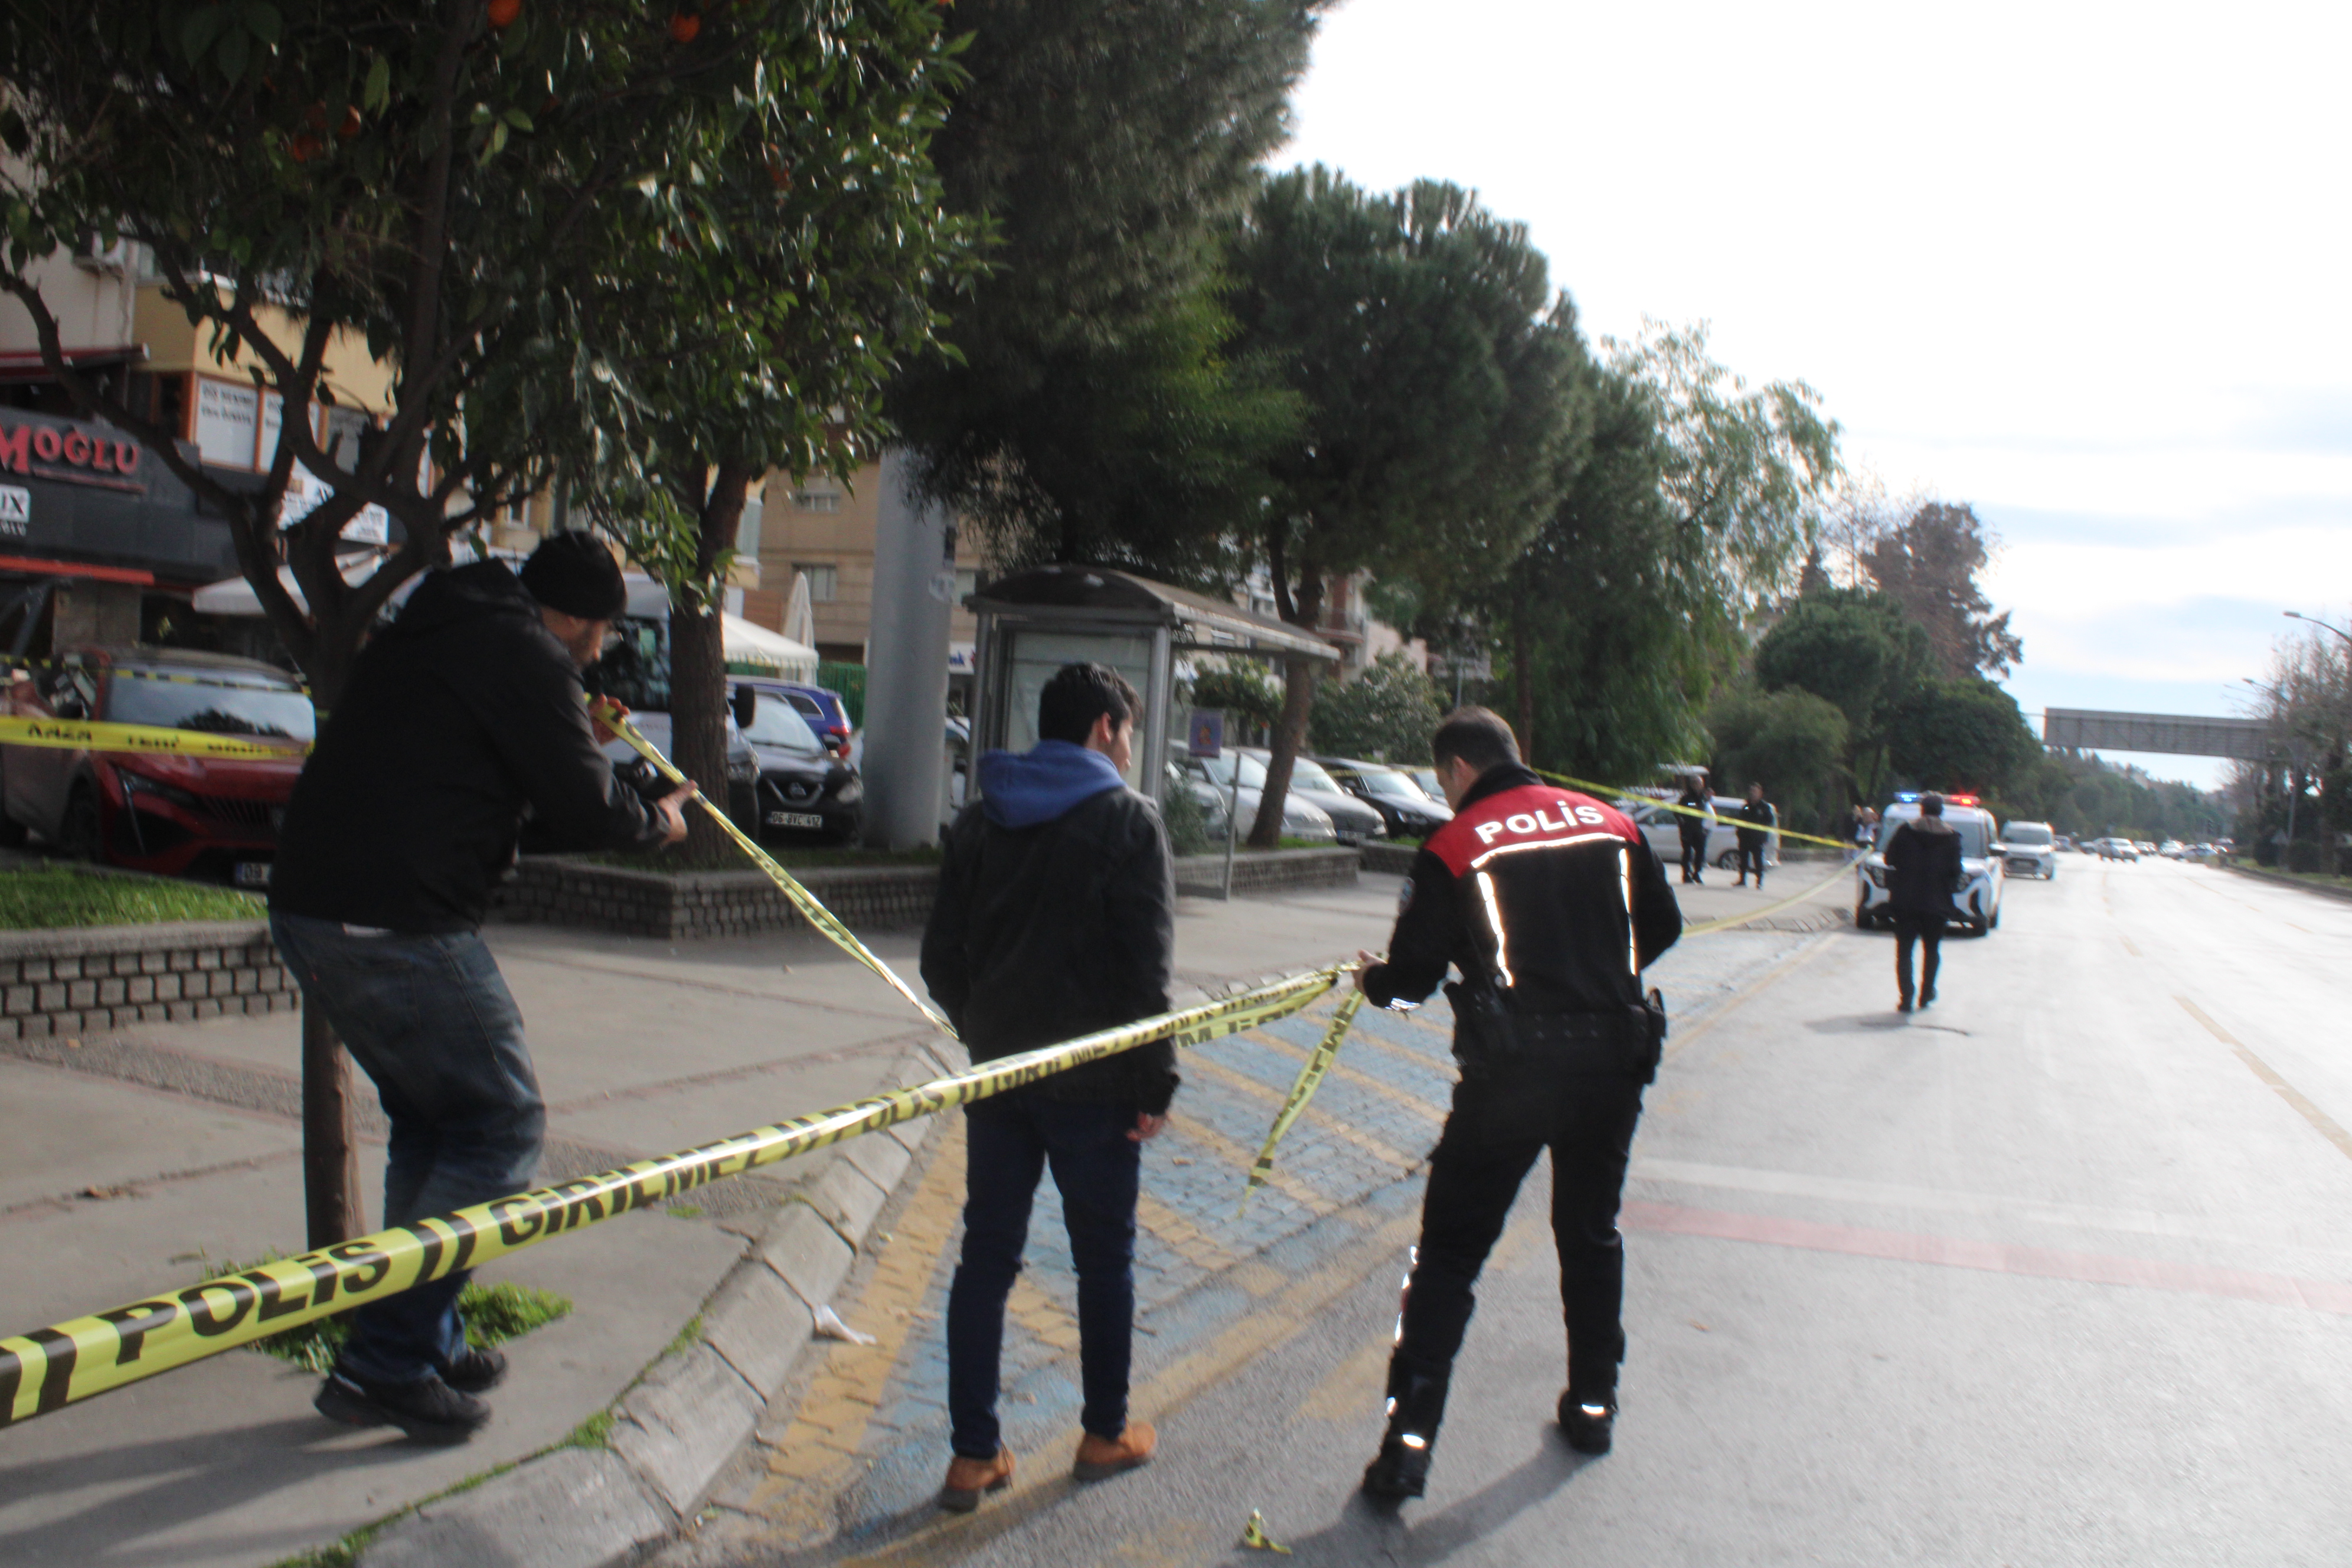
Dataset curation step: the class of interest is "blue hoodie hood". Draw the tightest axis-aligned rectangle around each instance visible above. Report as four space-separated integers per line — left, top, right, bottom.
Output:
978 740 1129 829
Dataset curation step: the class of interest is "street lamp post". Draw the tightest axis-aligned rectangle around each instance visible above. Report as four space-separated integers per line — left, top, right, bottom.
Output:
2283 609 2352 646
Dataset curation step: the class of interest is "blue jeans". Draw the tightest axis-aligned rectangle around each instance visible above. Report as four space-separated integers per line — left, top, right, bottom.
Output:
270 913 545 1385
946 1091 1142 1458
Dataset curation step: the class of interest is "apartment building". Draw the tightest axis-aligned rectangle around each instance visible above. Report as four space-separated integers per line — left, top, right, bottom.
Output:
0 239 396 654
742 460 981 668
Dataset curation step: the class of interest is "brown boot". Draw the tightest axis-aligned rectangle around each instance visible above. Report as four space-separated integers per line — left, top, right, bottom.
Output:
939 1448 1014 1513
1073 1421 1157 1481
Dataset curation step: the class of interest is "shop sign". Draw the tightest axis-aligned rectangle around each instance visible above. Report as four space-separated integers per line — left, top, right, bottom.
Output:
0 419 145 489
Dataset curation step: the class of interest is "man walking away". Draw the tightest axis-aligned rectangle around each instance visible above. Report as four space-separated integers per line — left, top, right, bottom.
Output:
1674 770 1714 884
271 533 689 1444
1354 707 1682 1501
1733 782 1776 888
921 663 1176 1513
1883 792 1962 1012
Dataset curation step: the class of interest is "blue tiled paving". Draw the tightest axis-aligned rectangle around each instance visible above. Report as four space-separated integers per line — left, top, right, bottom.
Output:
828 926 1824 1534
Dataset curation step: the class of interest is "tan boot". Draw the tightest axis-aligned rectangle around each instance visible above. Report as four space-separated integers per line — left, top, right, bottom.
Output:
939 1447 1014 1513
1073 1420 1157 1481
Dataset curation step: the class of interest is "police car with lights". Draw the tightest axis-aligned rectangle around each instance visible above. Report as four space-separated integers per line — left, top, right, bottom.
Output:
1856 792 2005 935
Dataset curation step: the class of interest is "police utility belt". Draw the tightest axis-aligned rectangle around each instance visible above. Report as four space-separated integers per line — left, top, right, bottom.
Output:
1443 979 1668 1084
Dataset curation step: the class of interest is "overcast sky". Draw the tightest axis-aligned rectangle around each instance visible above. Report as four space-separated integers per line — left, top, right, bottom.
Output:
1280 0 2352 788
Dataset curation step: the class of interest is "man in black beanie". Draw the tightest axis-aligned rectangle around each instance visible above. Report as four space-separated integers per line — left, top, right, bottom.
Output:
272 533 688 1444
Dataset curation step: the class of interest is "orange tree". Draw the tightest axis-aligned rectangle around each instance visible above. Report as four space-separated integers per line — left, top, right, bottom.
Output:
0 0 972 1237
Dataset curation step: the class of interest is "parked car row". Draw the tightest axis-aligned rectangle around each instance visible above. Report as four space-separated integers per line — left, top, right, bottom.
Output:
1168 749 1458 847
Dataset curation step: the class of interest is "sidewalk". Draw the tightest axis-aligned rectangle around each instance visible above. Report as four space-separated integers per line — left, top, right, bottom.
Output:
0 881 1406 1568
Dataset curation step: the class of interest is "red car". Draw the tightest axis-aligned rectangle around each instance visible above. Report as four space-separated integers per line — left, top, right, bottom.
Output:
0 646 312 886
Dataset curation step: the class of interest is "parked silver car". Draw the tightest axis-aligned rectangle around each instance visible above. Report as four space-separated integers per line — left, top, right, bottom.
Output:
1234 748 1386 843
1171 753 1338 844
1619 793 1769 871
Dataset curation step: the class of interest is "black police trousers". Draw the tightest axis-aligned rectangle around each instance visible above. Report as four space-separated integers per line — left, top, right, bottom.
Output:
1390 1056 1648 1412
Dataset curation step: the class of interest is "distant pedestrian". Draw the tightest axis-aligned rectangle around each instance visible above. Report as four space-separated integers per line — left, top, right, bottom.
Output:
1882 792 1963 1012
1674 771 1714 884
272 533 690 1444
1732 782 1775 887
921 662 1176 1513
1354 707 1681 1500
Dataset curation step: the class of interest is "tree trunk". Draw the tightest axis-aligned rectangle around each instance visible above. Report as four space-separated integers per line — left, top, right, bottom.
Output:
302 1004 366 1246
298 654 365 1245
1512 583 1534 762
671 462 756 863
1249 568 1325 848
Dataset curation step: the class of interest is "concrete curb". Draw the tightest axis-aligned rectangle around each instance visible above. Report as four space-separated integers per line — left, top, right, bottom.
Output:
355 1037 966 1568
2223 861 2352 904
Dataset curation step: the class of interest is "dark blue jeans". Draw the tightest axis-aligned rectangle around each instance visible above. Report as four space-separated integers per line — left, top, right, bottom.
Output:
270 912 545 1385
946 1091 1142 1458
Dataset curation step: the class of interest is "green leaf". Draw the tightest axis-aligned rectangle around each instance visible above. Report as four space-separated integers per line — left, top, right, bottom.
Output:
179 5 228 64
241 2 282 47
215 27 249 84
501 108 533 131
363 54 391 112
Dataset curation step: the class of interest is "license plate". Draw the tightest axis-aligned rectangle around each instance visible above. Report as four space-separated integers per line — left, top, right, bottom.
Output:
233 861 272 887
766 811 826 829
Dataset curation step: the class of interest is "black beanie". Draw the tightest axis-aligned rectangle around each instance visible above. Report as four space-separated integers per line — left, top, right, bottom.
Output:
520 532 628 620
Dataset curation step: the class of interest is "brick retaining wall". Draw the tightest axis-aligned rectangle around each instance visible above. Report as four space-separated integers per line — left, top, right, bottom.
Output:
1174 847 1360 897
491 857 940 940
494 845 1362 940
0 920 294 1040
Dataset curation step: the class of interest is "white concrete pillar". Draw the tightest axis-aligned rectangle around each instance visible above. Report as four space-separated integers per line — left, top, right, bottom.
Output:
860 447 955 847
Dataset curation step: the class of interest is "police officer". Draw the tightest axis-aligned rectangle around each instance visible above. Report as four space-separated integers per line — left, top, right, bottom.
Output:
1732 780 1776 887
1674 769 1714 883
1355 707 1682 1501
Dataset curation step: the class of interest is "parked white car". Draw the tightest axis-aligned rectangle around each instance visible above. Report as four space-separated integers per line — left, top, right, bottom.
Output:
1998 819 2057 880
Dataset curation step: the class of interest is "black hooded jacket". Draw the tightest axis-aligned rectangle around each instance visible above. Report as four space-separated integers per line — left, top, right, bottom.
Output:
920 740 1178 1114
1884 816 1964 917
270 561 665 932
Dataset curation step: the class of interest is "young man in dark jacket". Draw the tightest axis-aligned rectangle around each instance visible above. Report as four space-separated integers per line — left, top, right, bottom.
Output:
921 662 1175 1511
271 533 688 1443
1732 781 1776 887
1882 793 1963 1012
1355 708 1682 1500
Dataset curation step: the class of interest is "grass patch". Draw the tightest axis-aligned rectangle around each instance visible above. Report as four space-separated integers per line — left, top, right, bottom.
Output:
0 865 263 929
564 1408 618 1450
662 1313 704 1360
204 1258 572 1375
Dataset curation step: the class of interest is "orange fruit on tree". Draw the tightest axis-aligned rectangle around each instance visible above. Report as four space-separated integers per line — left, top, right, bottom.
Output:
669 11 701 42
488 0 522 28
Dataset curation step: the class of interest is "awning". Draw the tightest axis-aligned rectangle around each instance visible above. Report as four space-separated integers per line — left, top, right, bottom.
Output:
720 613 819 679
0 345 149 384
969 564 1340 661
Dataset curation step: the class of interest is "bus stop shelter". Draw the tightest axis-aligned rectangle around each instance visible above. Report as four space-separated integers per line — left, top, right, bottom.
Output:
966 564 1338 806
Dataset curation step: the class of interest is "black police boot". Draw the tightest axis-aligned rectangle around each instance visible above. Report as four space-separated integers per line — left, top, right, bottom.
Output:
1558 1389 1616 1455
1362 1371 1449 1502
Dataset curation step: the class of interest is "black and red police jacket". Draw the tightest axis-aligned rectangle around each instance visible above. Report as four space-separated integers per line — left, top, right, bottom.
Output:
1363 765 1683 1017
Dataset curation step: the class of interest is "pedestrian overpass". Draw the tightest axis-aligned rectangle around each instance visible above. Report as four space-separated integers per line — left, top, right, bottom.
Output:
2042 708 2268 759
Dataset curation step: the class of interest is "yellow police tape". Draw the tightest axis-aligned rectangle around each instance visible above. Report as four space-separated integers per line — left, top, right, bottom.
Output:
0 964 1344 1428
592 700 955 1038
1525 765 1860 852
1241 991 1365 1213
0 714 311 762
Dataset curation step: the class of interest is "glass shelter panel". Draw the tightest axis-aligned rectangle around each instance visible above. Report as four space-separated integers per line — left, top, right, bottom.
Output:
1003 629 1155 790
